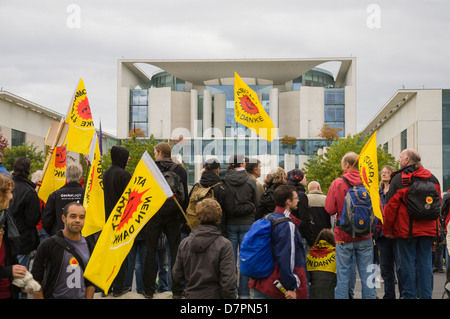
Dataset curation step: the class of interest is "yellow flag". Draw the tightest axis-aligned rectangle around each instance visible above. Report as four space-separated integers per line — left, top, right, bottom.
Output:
234 72 275 142
358 131 383 223
82 133 105 237
38 144 67 203
84 151 173 294
66 79 95 154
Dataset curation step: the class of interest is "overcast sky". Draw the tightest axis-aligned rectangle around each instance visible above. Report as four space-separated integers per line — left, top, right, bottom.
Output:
1 0 449 136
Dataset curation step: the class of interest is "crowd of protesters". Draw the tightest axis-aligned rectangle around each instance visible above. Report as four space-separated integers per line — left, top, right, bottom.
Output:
0 145 448 299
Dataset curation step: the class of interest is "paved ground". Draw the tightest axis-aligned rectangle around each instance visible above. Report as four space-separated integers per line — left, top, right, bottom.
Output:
96 267 449 299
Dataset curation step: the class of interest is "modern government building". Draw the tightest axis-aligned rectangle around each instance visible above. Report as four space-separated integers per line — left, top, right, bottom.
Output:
2 57 448 191
116 58 357 184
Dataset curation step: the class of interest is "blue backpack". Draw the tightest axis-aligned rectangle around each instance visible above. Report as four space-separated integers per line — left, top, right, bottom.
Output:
239 215 291 278
337 176 375 238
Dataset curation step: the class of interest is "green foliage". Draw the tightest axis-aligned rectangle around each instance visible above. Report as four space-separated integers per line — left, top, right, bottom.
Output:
101 133 158 175
303 133 397 194
2 142 45 174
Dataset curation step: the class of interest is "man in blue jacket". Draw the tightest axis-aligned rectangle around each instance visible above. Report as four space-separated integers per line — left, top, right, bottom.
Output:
249 185 309 299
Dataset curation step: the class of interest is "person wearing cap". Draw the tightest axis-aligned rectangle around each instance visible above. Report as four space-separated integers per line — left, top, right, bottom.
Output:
224 153 259 299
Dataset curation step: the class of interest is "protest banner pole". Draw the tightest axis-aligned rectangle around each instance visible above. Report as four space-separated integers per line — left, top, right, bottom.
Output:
36 119 66 193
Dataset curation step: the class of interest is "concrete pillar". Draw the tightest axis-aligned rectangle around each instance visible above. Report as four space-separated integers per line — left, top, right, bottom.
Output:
269 88 279 128
191 89 198 138
213 93 226 137
203 90 212 138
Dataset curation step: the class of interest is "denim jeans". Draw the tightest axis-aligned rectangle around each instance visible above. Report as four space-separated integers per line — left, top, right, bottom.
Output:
335 238 377 299
125 239 147 293
395 236 433 299
226 224 251 298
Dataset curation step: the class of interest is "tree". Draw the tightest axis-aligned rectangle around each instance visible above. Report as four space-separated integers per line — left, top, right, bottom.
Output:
318 124 343 146
280 135 297 154
102 133 158 175
2 142 45 174
303 133 397 194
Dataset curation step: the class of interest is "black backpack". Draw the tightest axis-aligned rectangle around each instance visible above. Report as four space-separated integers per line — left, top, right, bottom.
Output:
157 163 185 216
404 177 440 221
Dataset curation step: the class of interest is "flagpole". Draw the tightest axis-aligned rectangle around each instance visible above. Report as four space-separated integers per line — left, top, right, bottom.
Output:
173 196 193 230
36 119 66 194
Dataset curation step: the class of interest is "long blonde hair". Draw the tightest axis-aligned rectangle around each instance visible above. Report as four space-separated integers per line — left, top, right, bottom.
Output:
0 174 14 210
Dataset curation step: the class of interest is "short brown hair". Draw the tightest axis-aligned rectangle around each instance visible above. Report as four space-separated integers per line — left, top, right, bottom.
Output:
342 152 359 169
195 198 222 224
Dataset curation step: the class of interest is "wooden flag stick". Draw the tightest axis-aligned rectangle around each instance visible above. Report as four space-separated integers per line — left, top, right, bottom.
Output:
173 196 193 230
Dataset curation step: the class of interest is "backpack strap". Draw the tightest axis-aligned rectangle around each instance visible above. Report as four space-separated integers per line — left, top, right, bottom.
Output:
340 176 352 188
53 235 86 271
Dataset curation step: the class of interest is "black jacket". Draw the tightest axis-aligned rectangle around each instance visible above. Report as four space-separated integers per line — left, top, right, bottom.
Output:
224 169 259 225
42 182 85 236
190 170 255 234
255 183 282 220
288 182 315 247
31 230 94 299
9 176 41 254
103 146 132 220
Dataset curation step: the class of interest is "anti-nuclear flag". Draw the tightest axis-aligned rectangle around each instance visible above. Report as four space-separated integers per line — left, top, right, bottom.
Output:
84 151 173 294
234 72 275 142
82 133 105 237
358 131 383 223
66 79 95 155
38 144 67 203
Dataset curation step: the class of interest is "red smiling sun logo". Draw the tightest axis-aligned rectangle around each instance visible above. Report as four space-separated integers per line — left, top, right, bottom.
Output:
239 95 260 115
76 97 92 120
116 188 149 231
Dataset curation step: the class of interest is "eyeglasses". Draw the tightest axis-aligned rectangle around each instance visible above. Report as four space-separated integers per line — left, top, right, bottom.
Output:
380 171 390 175
292 196 299 200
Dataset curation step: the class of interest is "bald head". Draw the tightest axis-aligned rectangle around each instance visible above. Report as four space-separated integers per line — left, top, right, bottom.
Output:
308 181 321 192
398 148 422 169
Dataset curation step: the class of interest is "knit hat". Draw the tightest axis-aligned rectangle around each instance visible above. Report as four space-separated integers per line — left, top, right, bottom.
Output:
287 169 305 184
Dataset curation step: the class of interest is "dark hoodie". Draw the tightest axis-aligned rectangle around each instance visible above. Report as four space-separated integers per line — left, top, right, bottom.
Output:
103 146 131 219
172 224 236 299
224 169 259 225
190 170 255 233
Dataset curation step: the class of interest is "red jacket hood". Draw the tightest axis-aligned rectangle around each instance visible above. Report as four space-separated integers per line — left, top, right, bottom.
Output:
342 170 363 185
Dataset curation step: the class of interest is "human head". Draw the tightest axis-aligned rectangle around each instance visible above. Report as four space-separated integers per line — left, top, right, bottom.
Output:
66 163 83 183
287 169 306 186
313 228 335 246
111 145 130 168
379 165 396 187
227 154 245 170
62 202 85 234
263 167 287 188
274 185 298 211
0 174 14 210
12 156 32 179
245 158 261 178
398 149 422 169
341 152 359 172
195 198 222 224
204 157 221 175
308 181 321 192
154 142 172 160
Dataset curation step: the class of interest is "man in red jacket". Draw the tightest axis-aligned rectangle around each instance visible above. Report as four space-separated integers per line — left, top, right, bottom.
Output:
383 149 441 299
325 152 376 299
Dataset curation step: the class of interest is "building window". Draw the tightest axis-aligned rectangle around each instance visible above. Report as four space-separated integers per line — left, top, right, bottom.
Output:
11 129 25 147
324 88 345 137
129 89 148 136
401 129 407 151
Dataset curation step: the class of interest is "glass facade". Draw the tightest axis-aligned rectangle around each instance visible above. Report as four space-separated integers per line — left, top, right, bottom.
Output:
324 88 345 137
442 90 450 191
129 89 148 136
11 129 25 147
